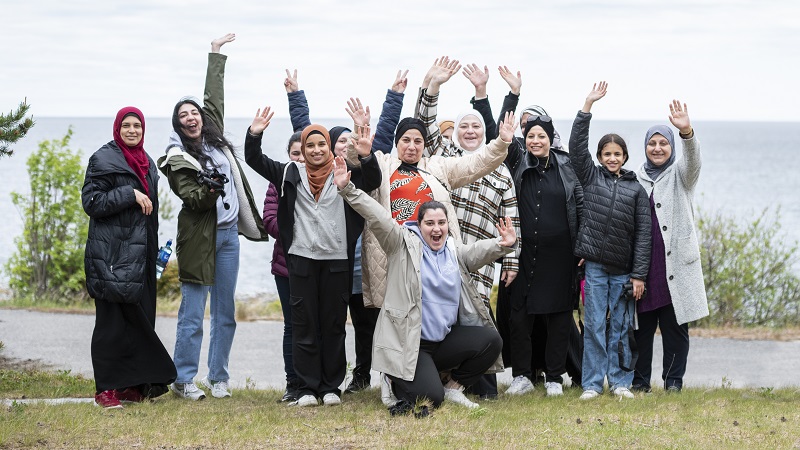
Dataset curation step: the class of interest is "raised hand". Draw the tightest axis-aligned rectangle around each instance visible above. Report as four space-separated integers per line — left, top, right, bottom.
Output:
582 81 608 113
133 189 153 215
498 66 522 95
668 100 693 135
422 56 447 89
392 69 409 93
284 69 299 93
345 97 371 129
333 155 352 190
496 216 517 248
211 33 235 53
428 56 462 93
463 64 489 89
498 111 518 143
249 106 275 135
350 123 375 157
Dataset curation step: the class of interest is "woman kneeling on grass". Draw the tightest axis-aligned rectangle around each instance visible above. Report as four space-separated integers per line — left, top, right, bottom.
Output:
568 82 651 400
333 128 515 414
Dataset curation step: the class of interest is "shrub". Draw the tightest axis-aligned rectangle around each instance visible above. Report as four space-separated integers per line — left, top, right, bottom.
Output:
697 207 800 327
5 129 89 302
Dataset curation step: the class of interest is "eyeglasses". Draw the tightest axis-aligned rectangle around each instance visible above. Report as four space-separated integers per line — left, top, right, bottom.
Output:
526 115 552 124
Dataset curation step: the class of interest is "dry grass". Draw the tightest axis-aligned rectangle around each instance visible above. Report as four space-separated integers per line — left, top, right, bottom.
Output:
2 386 799 449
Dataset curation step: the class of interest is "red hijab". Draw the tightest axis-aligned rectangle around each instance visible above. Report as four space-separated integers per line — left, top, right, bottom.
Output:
113 106 150 195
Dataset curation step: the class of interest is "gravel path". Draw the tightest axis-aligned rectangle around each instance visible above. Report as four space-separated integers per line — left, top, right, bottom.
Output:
2 308 799 392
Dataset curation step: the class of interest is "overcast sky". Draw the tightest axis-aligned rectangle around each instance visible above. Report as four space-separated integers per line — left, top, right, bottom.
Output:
3 0 798 122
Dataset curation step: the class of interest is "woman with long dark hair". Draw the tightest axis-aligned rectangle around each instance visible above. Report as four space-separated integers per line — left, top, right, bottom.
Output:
158 34 268 401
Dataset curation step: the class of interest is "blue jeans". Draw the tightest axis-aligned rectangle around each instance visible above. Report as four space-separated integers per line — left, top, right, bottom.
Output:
582 261 634 393
174 225 240 384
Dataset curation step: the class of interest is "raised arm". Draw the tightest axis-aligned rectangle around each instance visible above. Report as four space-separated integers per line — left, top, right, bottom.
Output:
244 106 286 185
569 81 607 184
464 64 497 143
496 66 522 135
669 100 701 190
285 69 311 132
371 70 407 154
203 33 234 130
419 57 461 154
334 156 404 254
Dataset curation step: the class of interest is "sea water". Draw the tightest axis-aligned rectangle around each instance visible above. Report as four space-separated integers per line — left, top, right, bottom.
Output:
2 117 799 299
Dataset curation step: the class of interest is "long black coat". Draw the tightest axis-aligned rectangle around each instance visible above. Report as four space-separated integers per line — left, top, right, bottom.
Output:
568 111 651 280
82 141 175 393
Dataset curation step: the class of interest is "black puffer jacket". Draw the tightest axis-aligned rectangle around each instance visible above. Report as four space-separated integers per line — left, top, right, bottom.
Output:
82 142 158 303
568 111 650 279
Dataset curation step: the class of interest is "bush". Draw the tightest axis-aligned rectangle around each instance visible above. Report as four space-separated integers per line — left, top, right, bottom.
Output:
697 207 800 327
5 129 89 302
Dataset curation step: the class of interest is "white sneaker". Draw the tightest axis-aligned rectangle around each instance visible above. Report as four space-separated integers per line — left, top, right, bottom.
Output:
296 394 319 407
380 373 399 407
171 382 206 401
612 387 634 399
444 386 479 409
200 376 231 398
580 389 600 400
322 393 341 406
544 381 563 397
505 375 534 395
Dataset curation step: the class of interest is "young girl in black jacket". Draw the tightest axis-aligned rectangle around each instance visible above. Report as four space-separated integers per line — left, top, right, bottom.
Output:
568 82 651 400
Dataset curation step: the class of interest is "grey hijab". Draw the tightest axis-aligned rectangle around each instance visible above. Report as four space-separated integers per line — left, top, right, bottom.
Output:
643 125 676 179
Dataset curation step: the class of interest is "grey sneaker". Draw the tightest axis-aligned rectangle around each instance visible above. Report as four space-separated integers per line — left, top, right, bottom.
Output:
580 389 600 400
444 386 479 409
296 394 319 407
322 393 341 406
200 376 231 398
612 387 634 399
171 382 206 401
544 381 563 397
505 375 534 395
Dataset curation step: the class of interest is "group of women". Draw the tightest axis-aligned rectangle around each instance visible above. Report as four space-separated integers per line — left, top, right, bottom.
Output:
82 35 708 413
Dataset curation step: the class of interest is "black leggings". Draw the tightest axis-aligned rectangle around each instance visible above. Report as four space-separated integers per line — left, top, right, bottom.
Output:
633 303 690 389
388 325 501 408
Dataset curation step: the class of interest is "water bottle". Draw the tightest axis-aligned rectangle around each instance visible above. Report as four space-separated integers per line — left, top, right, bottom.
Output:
156 239 173 280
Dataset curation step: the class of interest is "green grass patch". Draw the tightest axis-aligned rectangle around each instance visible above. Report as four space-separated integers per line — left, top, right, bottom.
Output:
0 369 94 399
2 378 799 449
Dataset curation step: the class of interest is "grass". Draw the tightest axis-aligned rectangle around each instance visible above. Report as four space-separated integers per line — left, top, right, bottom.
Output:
0 369 94 399
2 369 800 449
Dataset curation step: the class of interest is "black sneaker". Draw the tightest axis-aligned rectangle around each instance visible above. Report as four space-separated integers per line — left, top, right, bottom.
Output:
666 385 682 393
344 376 371 394
278 379 300 403
631 384 652 393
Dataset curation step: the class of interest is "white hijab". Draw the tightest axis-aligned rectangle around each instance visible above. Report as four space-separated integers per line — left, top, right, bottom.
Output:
450 109 487 153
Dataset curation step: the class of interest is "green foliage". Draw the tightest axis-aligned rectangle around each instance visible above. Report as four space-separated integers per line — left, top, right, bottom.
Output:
697 207 800 327
4 128 89 302
0 99 35 157
155 259 181 302
157 187 175 222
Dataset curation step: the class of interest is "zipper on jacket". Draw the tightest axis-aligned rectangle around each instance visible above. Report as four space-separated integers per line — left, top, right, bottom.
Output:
598 177 619 262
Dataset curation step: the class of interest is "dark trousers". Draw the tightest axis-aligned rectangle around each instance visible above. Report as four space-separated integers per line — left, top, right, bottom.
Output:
388 326 502 408
348 292 379 381
274 275 296 382
633 303 690 390
510 310 572 383
288 255 350 397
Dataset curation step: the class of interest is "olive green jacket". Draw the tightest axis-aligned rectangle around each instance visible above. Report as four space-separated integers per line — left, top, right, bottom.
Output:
158 53 267 285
